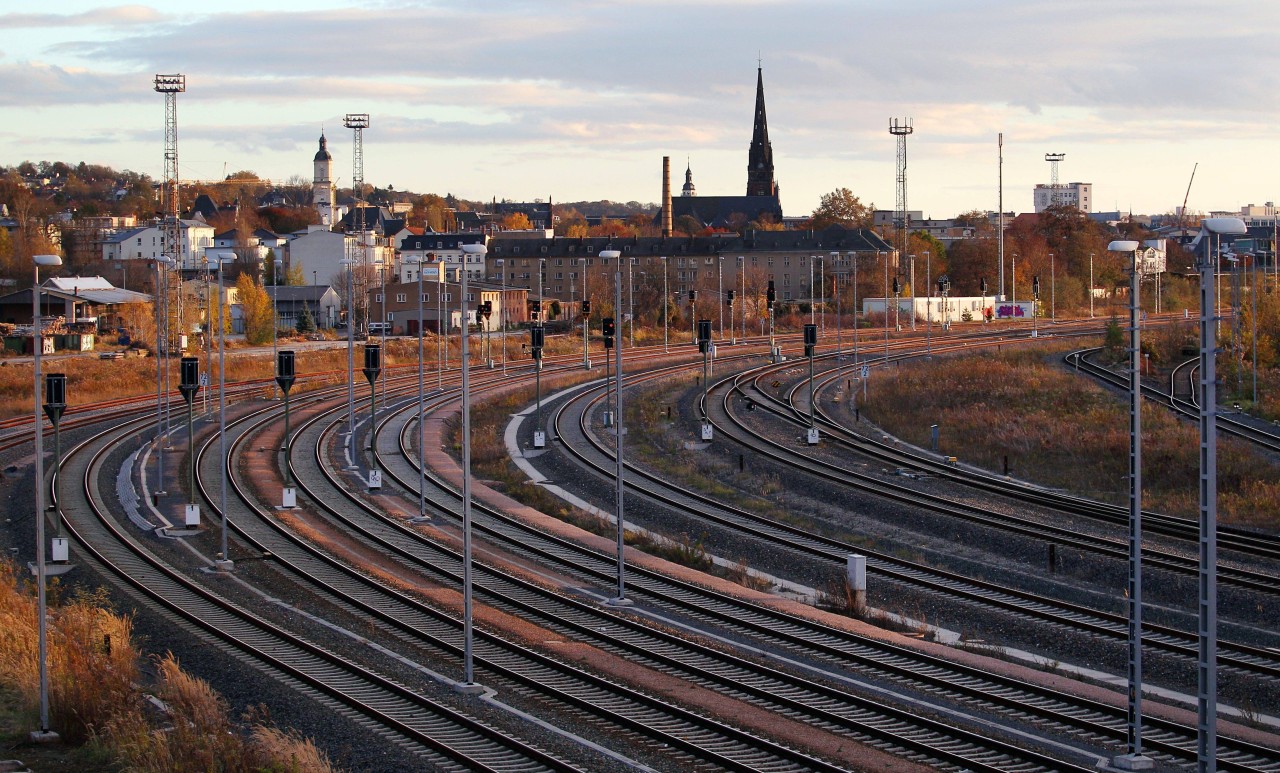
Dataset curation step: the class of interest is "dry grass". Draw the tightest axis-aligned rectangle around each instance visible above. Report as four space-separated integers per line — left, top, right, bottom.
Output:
0 560 338 771
860 340 1280 529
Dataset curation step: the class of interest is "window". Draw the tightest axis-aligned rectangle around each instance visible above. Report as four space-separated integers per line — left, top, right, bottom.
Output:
395 293 407 303
443 293 451 302
375 293 384 302
555 259 563 266
388 312 395 321
555 272 563 280
587 246 594 254
421 293 430 303
466 293 475 302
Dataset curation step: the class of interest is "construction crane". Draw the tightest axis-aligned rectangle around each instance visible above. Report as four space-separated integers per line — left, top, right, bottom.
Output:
1177 162 1198 238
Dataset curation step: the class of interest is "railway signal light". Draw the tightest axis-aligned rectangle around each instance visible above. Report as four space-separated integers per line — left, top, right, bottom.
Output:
179 356 200 403
979 277 987 295
804 322 817 357
362 344 381 385
697 319 712 354
1033 275 1040 300
582 300 591 316
726 289 735 305
892 276 900 295
766 281 776 305
275 350 295 394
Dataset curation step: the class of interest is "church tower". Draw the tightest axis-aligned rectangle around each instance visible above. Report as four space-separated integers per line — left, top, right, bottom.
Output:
745 67 777 198
682 161 697 197
313 132 335 226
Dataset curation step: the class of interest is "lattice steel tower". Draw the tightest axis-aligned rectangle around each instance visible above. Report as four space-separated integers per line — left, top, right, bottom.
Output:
1045 152 1066 207
889 118 914 274
154 74 185 269
343 113 370 215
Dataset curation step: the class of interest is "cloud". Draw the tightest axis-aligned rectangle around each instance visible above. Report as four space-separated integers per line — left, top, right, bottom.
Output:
0 5 166 28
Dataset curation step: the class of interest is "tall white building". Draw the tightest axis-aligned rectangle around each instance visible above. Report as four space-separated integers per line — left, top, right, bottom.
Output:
313 133 335 226
1033 182 1092 213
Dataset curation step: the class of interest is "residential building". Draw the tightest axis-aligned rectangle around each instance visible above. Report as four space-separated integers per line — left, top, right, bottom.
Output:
100 219 215 271
1033 182 1092 213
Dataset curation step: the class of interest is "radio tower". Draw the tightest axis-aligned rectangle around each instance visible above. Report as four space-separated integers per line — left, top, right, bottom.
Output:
1045 152 1065 207
889 118 914 276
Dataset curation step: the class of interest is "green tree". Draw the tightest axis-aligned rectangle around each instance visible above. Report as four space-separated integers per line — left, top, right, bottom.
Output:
236 274 274 345
296 303 316 334
809 188 873 229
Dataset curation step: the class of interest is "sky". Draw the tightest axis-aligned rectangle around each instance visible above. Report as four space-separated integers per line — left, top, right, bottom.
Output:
2 0 1278 220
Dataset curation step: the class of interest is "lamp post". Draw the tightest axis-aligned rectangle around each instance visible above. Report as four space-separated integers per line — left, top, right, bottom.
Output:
1107 239 1153 771
688 289 697 345
213 251 235 571
378 261 388 410
767 281 778 362
809 255 816 326
276 350 297 509
629 256 637 348
738 256 746 343
697 319 713 441
881 250 890 365
31 253 61 743
908 253 917 331
153 256 172 496
851 252 859 365
607 270 631 607
340 255 357 466
271 257 281 398
1011 252 1018 308
581 258 592 369
1090 252 1095 319
436 253 444 391
1049 252 1055 322
408 255 427 521
718 255 725 342
818 254 826 336
497 258 507 374
459 242 487 691
661 256 669 353
362 344 381 492
804 323 819 445
178 356 201 527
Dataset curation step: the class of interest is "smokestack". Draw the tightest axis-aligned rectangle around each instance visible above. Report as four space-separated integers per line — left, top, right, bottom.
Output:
662 156 672 238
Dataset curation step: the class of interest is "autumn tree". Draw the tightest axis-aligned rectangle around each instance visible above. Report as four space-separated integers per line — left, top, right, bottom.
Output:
501 212 532 230
810 188 873 229
236 274 274 345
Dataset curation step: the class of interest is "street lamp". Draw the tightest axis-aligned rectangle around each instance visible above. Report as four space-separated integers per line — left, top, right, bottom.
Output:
1107 239 1151 771
881 250 890 365
340 255 357 467
581 258 592 369
271 257 281 398
718 255 725 342
767 280 778 362
407 255 428 521
31 253 61 743
1089 252 1095 319
738 256 746 344
1192 217 1246 772
908 253 917 331
661 256 669 353
697 319 713 441
804 323 819 445
212 251 235 571
850 252 860 366
152 256 173 497
459 241 487 691
1049 252 1055 322
607 269 631 608
818 254 825 336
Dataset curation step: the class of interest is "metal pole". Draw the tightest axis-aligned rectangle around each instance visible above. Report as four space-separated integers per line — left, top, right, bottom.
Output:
500 260 507 375
1252 253 1259 405
740 256 746 343
460 244 481 688
32 259 51 737
629 258 636 348
1197 232 1219 773
217 258 231 569
662 257 668 353
1090 253 1095 319
716 257 727 340
998 132 1005 300
1050 252 1056 322
272 259 279 398
583 259 591 367
909 253 916 331
882 251 889 365
417 261 425 519
852 253 859 366
612 272 629 604
437 259 444 391
819 256 825 336
154 259 166 495
810 257 815 326
346 259 355 455
1123 246 1148 766
380 262 387 410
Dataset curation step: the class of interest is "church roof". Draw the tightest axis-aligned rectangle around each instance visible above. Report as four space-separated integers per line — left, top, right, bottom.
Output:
314 133 332 162
668 195 782 229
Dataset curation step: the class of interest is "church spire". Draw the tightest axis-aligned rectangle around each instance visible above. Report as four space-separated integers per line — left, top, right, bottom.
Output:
682 159 696 197
746 66 777 197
